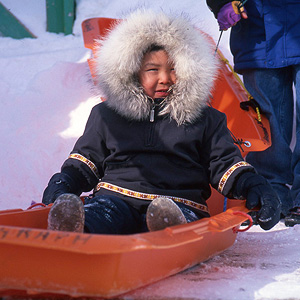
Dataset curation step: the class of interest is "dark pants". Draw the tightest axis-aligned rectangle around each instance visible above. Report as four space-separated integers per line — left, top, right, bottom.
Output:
242 66 300 215
83 195 200 234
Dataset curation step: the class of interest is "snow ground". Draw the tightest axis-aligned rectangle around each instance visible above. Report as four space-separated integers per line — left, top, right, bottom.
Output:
0 1 299 299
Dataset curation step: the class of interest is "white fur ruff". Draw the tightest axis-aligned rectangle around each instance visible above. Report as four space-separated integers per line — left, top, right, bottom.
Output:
94 9 218 125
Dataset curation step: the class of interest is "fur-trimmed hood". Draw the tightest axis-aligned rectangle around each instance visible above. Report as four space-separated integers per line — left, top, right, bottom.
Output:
94 10 218 125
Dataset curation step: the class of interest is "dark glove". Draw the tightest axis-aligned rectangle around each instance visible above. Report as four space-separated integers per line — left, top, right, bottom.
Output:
217 1 248 31
42 172 80 205
234 172 281 230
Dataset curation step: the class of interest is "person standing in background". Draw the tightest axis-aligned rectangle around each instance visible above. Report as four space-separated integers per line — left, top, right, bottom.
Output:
206 0 300 226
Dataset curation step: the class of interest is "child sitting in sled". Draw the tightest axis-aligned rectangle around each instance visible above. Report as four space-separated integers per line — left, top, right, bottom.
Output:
43 9 281 233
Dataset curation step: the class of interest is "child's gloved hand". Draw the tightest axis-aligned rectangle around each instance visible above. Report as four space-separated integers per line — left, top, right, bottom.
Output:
234 172 281 230
42 172 78 205
217 1 248 31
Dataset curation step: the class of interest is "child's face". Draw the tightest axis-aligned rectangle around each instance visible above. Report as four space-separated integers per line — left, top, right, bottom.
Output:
138 50 176 99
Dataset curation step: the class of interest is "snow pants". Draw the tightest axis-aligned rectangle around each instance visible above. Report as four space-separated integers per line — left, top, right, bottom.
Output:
83 195 200 234
242 65 300 215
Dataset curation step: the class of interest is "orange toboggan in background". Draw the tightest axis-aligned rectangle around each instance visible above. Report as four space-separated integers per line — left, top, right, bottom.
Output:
0 18 270 299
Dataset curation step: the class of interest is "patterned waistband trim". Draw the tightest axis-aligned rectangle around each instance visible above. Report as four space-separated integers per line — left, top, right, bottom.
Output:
218 161 252 193
69 153 99 179
95 182 209 214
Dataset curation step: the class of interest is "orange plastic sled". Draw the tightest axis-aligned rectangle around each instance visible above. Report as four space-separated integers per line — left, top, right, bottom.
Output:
0 196 251 299
0 18 268 299
81 17 271 157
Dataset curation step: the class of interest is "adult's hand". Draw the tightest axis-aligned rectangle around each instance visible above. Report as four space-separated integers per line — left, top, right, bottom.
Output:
217 1 248 31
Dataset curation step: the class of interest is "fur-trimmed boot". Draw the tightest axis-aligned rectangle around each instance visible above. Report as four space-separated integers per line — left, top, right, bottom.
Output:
47 193 85 233
146 197 187 231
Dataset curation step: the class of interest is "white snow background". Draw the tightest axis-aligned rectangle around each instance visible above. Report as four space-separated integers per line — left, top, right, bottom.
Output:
0 1 300 299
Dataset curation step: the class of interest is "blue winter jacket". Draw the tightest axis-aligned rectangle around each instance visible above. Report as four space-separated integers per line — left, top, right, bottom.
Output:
207 0 300 72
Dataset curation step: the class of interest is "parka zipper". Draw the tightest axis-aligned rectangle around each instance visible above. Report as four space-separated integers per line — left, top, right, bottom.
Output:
147 98 166 145
150 102 156 122
149 98 165 122
147 99 156 146
147 91 171 144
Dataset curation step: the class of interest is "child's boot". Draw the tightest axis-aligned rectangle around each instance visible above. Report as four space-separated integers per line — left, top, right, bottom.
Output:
48 193 85 233
146 197 187 231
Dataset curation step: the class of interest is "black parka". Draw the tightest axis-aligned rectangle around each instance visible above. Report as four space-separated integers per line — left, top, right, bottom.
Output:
61 101 253 217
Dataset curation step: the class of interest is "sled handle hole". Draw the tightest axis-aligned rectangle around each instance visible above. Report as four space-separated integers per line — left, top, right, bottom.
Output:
232 211 253 233
27 203 47 210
